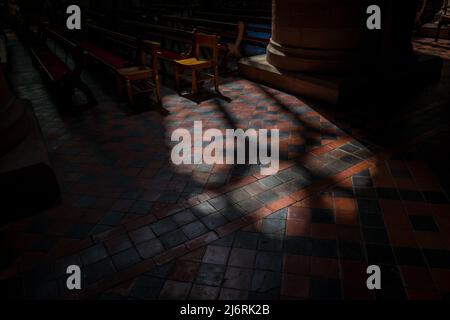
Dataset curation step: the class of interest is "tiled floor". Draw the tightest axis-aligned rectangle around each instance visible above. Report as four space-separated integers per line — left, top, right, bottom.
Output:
1 33 450 300
413 37 450 60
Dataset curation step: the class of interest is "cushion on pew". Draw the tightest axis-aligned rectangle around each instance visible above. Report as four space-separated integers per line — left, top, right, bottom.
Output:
80 41 130 69
32 46 71 80
157 49 183 61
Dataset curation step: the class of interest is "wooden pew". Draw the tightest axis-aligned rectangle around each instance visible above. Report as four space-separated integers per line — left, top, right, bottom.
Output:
29 28 97 109
117 1 199 20
193 11 272 26
117 19 195 67
214 6 271 18
80 23 137 71
75 23 162 106
159 15 245 65
159 15 270 58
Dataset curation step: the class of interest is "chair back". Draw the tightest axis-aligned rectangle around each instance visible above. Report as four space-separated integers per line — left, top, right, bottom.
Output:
194 33 220 65
140 40 161 80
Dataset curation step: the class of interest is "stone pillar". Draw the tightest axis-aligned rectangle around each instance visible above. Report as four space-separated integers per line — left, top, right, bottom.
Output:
266 0 416 73
0 68 31 158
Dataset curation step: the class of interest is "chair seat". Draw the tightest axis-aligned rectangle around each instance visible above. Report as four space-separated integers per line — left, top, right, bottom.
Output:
117 66 152 78
175 58 211 69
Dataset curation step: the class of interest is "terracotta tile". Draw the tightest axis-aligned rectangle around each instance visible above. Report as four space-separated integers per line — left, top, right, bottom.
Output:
310 223 337 240
406 288 441 300
286 220 311 237
287 207 312 222
387 227 418 247
169 260 201 282
299 195 334 210
310 257 340 278
334 198 357 211
339 260 368 284
281 274 310 298
266 196 296 212
283 254 310 276
431 268 450 292
415 232 446 250
335 209 359 226
400 266 436 290
337 226 362 242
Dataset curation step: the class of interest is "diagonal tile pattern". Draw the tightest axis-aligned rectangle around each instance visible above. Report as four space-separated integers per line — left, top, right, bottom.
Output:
1 33 449 300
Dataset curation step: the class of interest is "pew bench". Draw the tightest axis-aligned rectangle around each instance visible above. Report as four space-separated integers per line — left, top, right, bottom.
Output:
79 24 162 106
159 15 270 60
80 24 136 70
30 45 71 82
118 19 194 70
29 27 97 109
193 11 272 26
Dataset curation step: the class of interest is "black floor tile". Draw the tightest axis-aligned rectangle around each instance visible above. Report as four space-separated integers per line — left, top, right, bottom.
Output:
359 212 385 228
111 247 142 270
195 263 226 287
160 229 189 249
251 270 281 294
355 187 378 199
181 221 209 239
310 277 342 299
283 236 312 256
374 265 406 300
311 209 335 224
393 247 426 267
399 190 425 202
255 251 283 272
423 191 449 204
376 188 400 200
357 199 381 215
363 228 390 244
150 218 178 236
352 176 373 187
423 249 450 269
332 187 354 198
311 239 338 258
338 241 366 261
409 215 439 232
234 232 259 250
365 244 396 265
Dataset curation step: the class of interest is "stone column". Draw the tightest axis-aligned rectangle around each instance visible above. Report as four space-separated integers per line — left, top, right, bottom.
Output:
0 68 31 158
266 0 416 73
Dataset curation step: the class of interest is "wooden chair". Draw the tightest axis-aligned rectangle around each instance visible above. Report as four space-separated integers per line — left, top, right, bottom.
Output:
174 32 220 95
435 0 450 42
116 39 162 106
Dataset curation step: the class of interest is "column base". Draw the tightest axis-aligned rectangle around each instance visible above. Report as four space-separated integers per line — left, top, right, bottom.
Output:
266 39 356 73
238 54 443 106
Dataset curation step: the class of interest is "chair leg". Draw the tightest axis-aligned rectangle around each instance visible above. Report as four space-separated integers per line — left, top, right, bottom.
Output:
214 67 220 93
192 70 198 94
125 78 134 106
155 75 162 104
175 68 181 95
435 22 442 42
116 75 124 97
